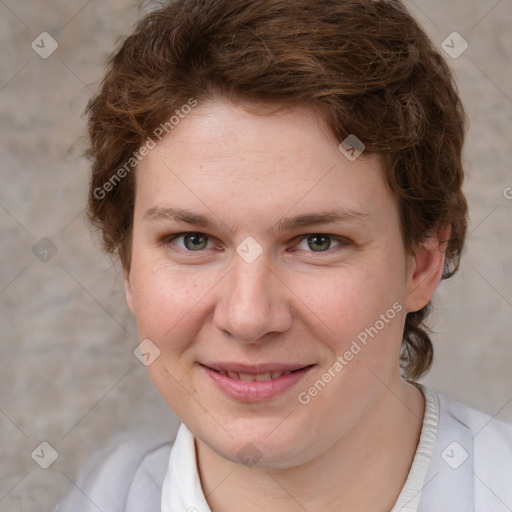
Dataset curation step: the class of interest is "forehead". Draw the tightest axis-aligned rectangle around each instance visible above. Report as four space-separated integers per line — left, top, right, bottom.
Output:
134 99 395 230
141 99 370 172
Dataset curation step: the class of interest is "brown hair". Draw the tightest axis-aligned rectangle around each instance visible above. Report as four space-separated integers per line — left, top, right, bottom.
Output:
85 0 468 381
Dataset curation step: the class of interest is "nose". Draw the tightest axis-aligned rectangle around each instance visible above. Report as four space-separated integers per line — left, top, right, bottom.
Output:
212 253 293 343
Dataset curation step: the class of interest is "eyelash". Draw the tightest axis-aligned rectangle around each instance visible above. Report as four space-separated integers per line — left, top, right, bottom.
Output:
158 232 351 254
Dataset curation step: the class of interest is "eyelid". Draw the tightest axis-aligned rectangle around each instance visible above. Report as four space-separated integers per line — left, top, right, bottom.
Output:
159 232 217 250
291 234 350 252
159 231 351 253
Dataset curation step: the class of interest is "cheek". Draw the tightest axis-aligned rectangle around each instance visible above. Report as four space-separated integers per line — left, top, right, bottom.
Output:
129 263 211 346
312 262 406 374
312 263 399 329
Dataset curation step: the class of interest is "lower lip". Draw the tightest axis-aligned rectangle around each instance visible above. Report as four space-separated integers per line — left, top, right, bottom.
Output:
201 365 314 402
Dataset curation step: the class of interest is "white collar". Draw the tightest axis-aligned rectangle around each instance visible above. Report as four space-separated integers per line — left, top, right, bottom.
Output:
161 420 211 512
390 382 440 511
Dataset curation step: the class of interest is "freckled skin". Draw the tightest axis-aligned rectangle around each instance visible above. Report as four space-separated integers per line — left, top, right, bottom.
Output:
124 99 447 512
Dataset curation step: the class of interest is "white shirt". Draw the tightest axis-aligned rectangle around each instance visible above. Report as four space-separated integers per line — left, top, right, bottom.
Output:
56 383 512 512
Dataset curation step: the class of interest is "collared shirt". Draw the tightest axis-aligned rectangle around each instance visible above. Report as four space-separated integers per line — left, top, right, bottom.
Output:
55 383 512 512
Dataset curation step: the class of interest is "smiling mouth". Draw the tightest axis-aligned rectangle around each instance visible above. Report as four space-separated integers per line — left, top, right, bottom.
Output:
207 368 302 381
200 363 316 402
201 364 315 382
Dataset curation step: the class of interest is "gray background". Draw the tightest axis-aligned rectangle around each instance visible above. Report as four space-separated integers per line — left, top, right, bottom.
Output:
1 0 511 510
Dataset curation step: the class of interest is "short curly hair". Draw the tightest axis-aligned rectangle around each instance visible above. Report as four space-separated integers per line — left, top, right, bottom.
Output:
85 0 468 381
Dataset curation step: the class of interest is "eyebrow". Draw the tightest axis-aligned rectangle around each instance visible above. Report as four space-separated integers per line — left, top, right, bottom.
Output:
143 206 370 234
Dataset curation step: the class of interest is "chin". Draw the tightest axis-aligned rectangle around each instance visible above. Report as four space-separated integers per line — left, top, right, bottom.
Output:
198 421 313 469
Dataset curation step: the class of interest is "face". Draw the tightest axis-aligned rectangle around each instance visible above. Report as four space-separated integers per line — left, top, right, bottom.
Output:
125 99 439 468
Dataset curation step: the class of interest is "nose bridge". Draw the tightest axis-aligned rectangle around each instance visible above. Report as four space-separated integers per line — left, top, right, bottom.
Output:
231 254 272 305
213 252 291 342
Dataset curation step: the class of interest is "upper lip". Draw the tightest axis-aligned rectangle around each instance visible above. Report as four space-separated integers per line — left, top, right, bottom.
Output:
202 362 314 374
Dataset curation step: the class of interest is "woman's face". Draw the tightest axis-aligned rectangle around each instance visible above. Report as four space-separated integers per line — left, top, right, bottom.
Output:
125 99 433 468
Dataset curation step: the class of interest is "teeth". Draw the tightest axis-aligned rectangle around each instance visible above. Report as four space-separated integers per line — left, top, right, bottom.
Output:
219 369 294 381
254 372 272 381
273 370 293 378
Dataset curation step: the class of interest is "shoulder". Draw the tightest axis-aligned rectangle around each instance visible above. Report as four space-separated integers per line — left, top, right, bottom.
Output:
54 433 173 512
436 388 512 500
416 385 512 510
438 389 512 446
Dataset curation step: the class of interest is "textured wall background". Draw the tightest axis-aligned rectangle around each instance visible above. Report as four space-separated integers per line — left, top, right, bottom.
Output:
1 0 511 510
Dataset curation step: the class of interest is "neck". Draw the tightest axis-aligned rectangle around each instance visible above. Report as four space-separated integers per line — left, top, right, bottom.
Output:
195 376 425 512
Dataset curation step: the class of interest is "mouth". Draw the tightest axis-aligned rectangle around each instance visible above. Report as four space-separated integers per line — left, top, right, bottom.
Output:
199 363 316 402
203 366 312 382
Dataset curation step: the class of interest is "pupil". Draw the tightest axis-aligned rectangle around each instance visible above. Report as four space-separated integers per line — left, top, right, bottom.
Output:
309 234 330 251
185 233 207 250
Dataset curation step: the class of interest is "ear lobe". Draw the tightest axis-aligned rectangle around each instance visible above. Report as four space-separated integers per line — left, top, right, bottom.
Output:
404 225 451 313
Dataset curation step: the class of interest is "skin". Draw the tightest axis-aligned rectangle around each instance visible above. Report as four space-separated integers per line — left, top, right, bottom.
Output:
125 98 448 511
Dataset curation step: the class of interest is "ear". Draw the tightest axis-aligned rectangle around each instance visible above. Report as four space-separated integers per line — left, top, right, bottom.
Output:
124 267 135 314
404 224 451 313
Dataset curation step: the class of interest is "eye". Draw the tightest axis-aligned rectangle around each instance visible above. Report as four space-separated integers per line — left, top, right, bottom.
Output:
162 232 214 251
159 232 350 254
293 234 348 253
